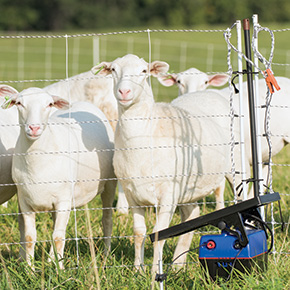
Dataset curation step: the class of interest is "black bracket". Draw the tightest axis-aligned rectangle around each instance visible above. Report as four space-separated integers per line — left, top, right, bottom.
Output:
149 193 280 247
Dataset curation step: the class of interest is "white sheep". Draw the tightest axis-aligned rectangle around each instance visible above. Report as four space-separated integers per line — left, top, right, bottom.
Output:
0 90 24 243
159 67 290 197
91 54 236 273
158 67 229 95
44 71 118 130
0 97 19 205
158 69 229 209
44 72 129 215
1 85 116 269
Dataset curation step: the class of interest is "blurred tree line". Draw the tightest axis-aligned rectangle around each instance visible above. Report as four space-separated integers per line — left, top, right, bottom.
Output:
1 0 290 31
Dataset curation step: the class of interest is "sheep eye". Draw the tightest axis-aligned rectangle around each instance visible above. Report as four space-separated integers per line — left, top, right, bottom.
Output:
48 103 54 107
142 69 147 73
205 81 209 85
177 80 181 84
15 101 21 106
111 68 115 72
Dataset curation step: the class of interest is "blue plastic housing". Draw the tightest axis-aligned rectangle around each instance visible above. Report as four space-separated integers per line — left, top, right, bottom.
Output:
199 229 268 259
199 229 268 280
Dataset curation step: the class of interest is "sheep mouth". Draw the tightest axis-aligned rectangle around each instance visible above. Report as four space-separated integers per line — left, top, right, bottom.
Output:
118 98 133 105
26 131 42 140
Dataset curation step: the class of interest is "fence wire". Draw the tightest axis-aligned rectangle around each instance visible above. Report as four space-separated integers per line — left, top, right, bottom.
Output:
0 24 288 273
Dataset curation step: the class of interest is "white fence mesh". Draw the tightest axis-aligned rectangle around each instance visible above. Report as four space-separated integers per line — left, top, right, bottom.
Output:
0 23 289 273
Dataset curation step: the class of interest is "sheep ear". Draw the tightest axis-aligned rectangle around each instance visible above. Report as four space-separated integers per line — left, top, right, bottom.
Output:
0 85 18 98
157 74 177 87
0 85 19 109
149 61 169 77
208 74 229 87
52 96 70 110
91 62 112 76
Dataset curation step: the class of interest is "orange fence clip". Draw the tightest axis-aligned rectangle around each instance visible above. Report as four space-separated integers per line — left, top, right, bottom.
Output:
263 68 281 94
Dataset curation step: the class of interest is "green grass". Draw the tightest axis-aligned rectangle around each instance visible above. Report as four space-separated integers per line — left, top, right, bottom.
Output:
0 192 288 289
0 23 289 288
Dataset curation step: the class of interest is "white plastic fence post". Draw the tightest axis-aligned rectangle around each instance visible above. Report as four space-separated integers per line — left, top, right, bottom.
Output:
65 34 80 267
236 20 248 201
252 14 265 220
147 28 164 290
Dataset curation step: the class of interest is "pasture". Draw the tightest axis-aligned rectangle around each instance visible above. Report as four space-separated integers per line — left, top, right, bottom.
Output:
0 22 289 289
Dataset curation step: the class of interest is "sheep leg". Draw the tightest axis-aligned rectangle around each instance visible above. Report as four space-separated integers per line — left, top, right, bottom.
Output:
214 179 226 210
172 204 200 268
101 180 116 255
49 205 71 270
152 204 176 274
116 183 129 215
18 204 26 262
132 207 146 270
21 209 36 268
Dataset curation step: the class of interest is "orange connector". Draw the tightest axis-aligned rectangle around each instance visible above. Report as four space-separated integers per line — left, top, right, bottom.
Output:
263 68 281 94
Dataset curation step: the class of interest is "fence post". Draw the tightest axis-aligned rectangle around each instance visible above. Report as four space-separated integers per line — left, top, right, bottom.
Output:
252 14 265 219
236 20 248 201
243 18 261 202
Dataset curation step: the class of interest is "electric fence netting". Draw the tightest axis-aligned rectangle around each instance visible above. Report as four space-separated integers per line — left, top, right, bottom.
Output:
0 14 288 282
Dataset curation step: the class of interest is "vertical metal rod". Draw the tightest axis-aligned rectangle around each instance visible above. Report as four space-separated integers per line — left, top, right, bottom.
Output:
243 18 260 200
236 20 248 201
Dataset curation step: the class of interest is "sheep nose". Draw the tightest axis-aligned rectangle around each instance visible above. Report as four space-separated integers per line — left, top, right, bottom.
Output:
119 89 131 99
29 125 40 135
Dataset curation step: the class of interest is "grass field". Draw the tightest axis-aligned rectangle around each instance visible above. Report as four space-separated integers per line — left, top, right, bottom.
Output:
0 22 289 289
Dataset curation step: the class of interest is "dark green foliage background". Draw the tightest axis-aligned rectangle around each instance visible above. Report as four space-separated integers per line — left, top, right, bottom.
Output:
1 0 290 31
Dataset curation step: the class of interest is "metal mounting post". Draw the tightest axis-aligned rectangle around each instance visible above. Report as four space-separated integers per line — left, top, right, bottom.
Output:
243 18 261 200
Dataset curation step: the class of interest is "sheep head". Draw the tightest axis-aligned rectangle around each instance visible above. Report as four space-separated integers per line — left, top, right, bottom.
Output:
91 54 169 108
157 68 229 95
0 85 70 140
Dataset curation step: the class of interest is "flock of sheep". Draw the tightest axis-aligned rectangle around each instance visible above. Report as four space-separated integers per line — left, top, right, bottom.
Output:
0 53 289 273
